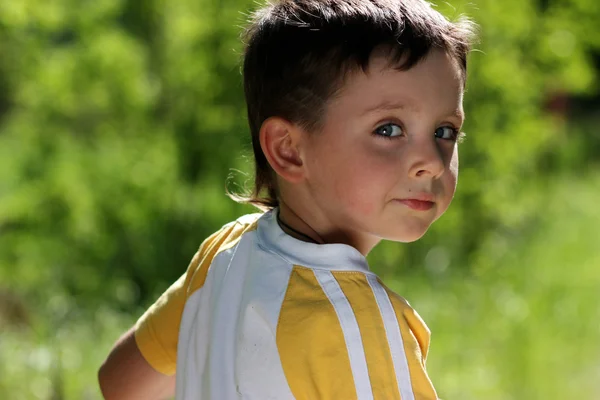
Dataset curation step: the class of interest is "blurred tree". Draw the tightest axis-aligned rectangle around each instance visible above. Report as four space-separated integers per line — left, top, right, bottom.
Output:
0 0 252 309
0 0 598 307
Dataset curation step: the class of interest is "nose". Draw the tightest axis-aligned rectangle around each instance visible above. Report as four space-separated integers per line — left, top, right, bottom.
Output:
407 138 446 179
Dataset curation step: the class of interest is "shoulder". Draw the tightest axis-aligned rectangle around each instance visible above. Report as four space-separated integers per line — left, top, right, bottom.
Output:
234 212 264 226
207 212 263 253
184 212 264 293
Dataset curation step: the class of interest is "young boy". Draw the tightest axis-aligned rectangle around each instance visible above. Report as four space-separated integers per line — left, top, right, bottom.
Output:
99 0 475 399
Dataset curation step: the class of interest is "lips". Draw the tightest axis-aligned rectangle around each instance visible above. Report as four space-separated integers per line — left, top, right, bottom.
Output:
396 198 435 211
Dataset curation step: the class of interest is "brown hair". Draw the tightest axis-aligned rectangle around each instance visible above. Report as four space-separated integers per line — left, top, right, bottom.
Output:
231 0 476 210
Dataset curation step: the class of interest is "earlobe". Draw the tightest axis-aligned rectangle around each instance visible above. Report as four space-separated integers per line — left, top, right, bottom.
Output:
259 117 305 183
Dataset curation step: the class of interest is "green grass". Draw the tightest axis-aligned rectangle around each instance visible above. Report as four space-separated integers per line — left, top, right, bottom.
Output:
0 307 131 399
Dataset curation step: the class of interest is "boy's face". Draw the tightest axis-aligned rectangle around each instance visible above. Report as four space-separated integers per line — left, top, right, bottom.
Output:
301 49 464 249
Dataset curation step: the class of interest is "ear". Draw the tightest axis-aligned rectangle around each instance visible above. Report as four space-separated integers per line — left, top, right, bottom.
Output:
259 117 305 184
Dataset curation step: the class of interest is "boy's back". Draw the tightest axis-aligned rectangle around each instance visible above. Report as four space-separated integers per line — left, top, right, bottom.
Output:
99 0 475 398
137 210 434 399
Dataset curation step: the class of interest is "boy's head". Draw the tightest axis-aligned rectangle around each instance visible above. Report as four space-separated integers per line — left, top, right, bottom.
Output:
236 0 476 249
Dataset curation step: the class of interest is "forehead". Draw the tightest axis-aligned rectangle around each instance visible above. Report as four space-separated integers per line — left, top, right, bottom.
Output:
329 49 465 120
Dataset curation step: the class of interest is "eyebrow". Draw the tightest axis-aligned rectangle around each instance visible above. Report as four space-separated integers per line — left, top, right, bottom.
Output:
361 99 465 123
361 100 417 115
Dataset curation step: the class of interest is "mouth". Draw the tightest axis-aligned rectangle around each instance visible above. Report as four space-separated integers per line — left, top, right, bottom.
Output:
395 197 435 211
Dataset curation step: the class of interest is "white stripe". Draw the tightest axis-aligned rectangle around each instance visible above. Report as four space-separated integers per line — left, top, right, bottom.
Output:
313 270 374 400
367 275 415 400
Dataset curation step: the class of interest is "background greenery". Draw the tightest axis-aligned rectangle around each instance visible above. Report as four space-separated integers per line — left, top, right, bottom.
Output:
0 0 599 398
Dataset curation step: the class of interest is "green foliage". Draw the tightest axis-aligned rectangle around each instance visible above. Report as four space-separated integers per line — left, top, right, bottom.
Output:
0 0 599 398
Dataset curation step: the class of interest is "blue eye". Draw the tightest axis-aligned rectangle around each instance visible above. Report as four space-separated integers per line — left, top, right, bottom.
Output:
374 123 403 138
435 126 458 140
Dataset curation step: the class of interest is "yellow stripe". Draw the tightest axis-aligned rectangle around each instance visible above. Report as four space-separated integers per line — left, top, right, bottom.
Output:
277 266 356 400
334 272 401 400
385 287 438 399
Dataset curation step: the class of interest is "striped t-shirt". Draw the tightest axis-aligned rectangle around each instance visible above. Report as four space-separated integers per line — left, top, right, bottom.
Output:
135 209 438 399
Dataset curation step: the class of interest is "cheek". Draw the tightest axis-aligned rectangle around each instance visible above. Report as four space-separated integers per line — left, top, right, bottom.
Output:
449 148 459 181
332 152 394 214
445 149 459 195
434 151 458 220
307 133 396 213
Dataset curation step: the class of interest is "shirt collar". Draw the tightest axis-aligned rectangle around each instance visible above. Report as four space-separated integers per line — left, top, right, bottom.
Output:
256 208 371 273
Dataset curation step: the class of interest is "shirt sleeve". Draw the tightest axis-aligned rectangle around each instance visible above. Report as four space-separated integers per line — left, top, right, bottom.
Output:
134 252 200 376
133 221 239 375
402 305 431 365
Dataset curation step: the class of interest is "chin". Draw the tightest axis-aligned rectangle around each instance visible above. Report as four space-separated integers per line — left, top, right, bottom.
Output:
383 227 429 243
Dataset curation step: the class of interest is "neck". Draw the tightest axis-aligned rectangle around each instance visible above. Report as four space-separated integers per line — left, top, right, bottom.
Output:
276 201 325 244
275 199 380 255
